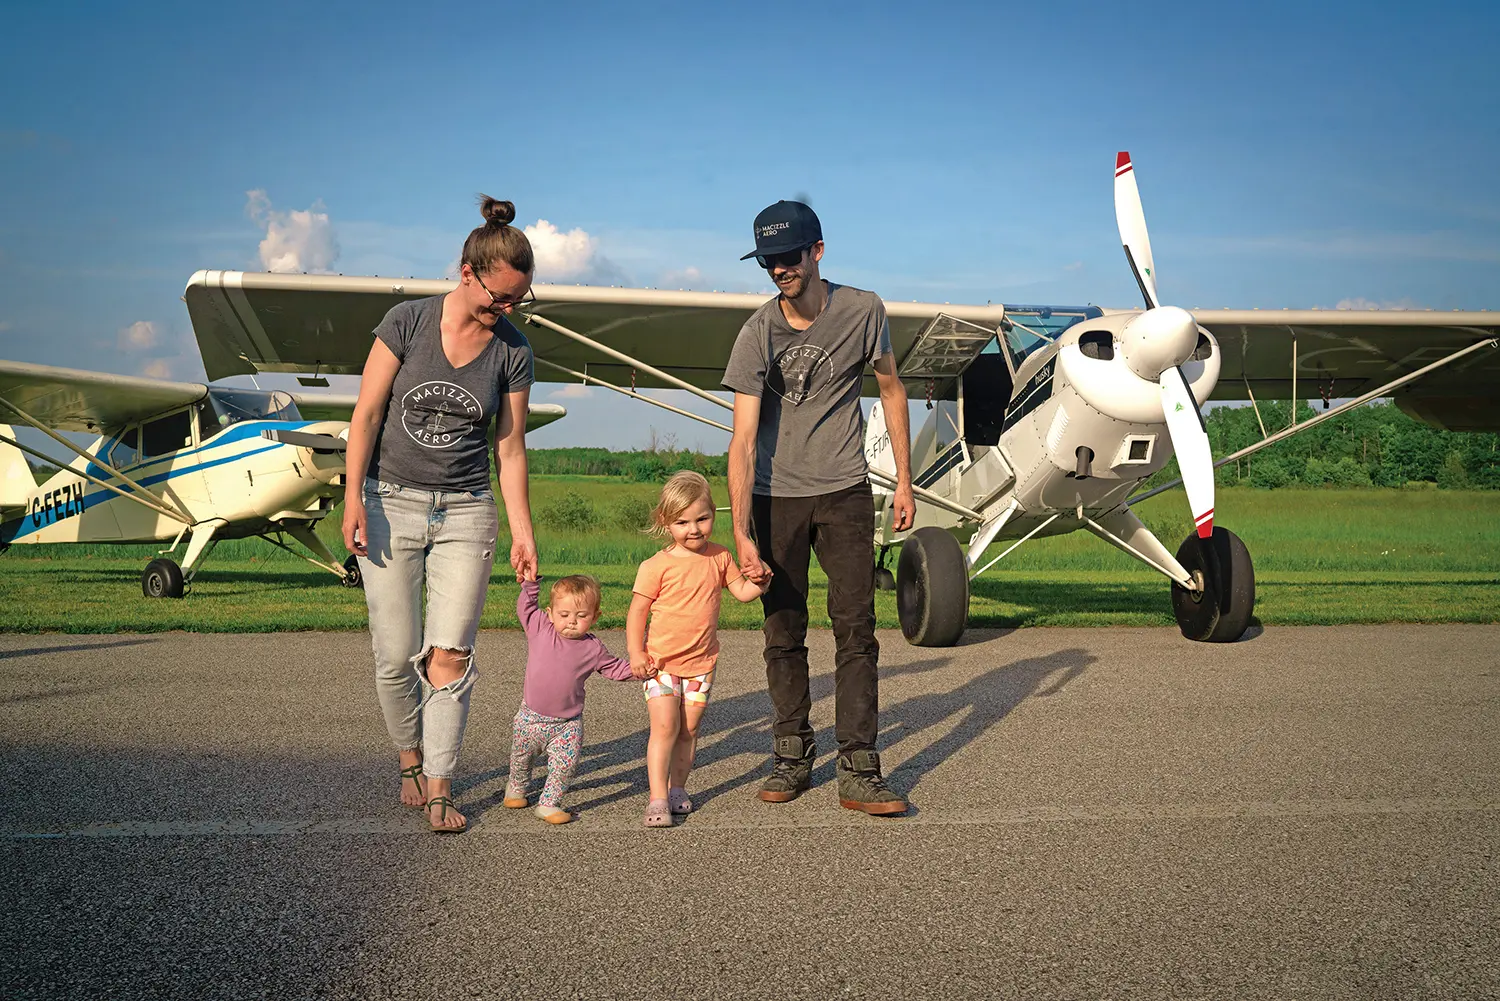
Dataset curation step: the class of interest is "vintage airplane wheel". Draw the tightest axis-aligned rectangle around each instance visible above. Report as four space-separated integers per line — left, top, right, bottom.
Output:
141 558 185 599
1171 527 1255 642
341 554 364 589
896 527 969 647
874 566 896 591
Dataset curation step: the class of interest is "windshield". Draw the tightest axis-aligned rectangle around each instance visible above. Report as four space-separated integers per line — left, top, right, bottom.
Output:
201 388 301 440
993 305 1102 372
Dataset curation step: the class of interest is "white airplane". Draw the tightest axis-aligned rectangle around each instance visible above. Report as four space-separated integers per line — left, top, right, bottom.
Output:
176 153 1498 641
0 361 566 596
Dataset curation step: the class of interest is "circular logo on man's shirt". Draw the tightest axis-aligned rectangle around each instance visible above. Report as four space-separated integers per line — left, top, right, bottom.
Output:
401 380 483 449
766 344 833 405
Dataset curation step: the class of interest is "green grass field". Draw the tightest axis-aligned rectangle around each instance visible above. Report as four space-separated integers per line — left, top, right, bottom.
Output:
1 480 1496 633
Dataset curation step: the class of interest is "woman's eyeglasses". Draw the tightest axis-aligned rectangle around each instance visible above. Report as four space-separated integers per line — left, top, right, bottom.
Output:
473 270 535 311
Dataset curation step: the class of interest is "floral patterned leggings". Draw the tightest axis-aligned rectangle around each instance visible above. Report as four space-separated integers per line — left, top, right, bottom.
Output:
508 703 583 808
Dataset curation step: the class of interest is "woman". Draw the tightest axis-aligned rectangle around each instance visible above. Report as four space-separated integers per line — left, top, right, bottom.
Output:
343 196 538 833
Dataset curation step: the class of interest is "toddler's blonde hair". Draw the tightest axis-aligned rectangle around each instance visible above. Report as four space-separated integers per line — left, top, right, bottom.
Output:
548 574 601 613
648 470 715 540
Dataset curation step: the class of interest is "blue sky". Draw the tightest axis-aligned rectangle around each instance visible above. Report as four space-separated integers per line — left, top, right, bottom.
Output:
2 0 1496 452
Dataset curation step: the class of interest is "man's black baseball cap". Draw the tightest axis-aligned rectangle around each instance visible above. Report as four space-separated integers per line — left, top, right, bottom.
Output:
740 200 822 260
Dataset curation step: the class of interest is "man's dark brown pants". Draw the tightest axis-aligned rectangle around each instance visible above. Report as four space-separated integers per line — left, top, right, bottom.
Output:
752 484 878 754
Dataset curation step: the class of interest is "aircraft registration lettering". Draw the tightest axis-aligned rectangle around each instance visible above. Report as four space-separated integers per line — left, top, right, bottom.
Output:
30 482 87 528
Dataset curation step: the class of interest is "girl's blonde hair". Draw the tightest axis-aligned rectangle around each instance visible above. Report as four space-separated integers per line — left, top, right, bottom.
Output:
648 470 715 539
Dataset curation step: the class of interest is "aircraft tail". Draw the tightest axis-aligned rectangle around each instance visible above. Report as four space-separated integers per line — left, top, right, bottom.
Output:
0 425 37 510
865 401 896 496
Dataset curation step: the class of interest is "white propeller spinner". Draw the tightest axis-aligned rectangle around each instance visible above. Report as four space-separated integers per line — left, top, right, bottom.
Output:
1115 151 1215 541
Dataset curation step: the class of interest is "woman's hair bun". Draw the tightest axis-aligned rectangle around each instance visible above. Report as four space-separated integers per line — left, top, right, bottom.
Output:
478 195 516 227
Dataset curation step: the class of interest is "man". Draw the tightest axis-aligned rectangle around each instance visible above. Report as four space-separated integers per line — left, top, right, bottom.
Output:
722 200 916 815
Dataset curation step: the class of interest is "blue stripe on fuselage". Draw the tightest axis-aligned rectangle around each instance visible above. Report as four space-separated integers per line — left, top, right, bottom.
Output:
4 421 319 544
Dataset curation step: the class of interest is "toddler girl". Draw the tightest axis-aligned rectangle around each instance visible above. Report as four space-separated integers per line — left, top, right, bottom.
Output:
506 573 636 824
628 471 769 827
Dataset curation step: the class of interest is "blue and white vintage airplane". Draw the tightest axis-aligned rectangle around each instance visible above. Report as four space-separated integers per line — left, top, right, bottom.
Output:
0 361 565 596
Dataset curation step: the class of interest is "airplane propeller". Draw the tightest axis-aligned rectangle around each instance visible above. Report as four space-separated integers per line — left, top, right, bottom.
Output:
1114 151 1214 539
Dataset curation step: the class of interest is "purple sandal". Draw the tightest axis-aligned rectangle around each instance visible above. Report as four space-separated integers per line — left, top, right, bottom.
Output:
668 787 693 815
644 798 673 827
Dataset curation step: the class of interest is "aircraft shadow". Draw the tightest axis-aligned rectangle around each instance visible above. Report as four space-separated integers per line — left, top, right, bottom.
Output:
0 638 155 661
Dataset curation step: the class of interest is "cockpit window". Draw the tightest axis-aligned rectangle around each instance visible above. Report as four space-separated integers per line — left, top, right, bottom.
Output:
200 389 301 442
991 305 1102 373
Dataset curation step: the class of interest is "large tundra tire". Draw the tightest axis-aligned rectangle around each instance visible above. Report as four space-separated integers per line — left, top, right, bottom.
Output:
896 528 970 647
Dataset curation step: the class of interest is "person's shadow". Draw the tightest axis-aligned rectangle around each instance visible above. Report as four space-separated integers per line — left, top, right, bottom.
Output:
463 641 1094 817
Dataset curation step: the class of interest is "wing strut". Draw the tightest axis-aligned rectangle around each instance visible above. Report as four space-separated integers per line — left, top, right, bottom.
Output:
0 429 192 525
524 313 733 414
0 395 193 522
524 312 982 521
534 358 732 433
1131 335 1499 504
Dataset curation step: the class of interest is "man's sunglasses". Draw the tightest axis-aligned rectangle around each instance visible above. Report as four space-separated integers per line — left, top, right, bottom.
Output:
473 269 535 311
756 247 808 270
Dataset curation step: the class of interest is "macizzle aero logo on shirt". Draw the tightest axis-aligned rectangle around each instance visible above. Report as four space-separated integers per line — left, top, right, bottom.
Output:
401 380 482 449
766 344 833 405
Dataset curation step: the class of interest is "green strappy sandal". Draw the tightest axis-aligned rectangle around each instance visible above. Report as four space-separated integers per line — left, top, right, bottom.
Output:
400 764 425 807
426 796 467 834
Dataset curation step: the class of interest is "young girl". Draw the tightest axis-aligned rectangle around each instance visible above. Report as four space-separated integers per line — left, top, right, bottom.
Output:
629 471 770 827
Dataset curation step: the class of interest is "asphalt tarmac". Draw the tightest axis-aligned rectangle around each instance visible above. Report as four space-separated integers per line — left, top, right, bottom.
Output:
1 624 1496 1000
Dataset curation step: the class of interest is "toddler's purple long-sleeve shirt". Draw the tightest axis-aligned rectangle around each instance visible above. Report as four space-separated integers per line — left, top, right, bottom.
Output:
518 580 635 719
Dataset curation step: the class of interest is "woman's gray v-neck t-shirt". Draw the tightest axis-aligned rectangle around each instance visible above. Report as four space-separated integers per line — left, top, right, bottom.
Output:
367 295 535 493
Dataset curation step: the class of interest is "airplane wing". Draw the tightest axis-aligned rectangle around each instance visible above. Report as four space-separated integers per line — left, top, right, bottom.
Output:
1189 310 1500 431
288 392 568 432
184 271 1010 397
0 359 207 433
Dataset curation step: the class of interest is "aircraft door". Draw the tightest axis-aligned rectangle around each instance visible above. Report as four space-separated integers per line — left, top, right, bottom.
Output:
139 409 211 526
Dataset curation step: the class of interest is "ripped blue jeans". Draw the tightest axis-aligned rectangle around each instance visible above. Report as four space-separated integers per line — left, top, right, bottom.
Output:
358 478 498 779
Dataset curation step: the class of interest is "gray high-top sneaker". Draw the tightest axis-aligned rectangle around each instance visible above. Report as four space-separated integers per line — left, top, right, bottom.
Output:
757 735 816 803
836 750 907 815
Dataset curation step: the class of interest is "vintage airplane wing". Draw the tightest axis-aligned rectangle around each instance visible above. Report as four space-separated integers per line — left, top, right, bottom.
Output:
1185 310 1500 431
288 391 568 432
184 271 1010 398
0 359 208 433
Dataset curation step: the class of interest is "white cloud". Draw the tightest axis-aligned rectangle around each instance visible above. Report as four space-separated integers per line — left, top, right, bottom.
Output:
549 383 594 400
660 266 704 289
118 320 158 350
1334 297 1422 310
245 189 340 273
140 359 172 379
524 219 625 284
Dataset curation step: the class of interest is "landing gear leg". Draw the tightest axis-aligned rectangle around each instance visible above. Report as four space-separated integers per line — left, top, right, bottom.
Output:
1171 527 1256 642
874 545 896 591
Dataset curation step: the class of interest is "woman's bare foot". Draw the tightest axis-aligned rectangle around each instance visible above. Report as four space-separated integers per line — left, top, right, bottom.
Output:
424 777 467 833
398 749 426 808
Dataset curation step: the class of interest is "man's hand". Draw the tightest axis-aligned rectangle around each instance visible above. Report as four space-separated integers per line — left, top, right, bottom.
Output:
736 533 771 586
892 481 916 532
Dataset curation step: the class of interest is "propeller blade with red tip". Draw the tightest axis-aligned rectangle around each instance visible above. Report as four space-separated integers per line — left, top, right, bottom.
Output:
1159 366 1215 539
1114 151 1160 311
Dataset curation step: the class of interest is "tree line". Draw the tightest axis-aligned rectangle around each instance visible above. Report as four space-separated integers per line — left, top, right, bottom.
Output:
1146 400 1499 490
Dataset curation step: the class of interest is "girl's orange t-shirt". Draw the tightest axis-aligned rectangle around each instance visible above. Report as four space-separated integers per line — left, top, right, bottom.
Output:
632 542 742 677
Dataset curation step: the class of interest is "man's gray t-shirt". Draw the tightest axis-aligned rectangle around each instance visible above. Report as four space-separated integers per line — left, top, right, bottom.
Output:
722 281 892 497
367 295 535 494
